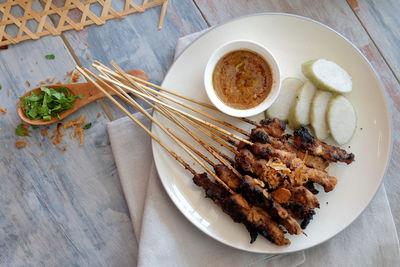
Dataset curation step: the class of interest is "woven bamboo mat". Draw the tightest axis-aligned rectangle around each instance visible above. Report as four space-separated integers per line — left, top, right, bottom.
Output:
0 0 167 46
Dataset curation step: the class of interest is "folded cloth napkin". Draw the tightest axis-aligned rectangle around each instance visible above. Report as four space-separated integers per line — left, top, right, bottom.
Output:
107 31 400 266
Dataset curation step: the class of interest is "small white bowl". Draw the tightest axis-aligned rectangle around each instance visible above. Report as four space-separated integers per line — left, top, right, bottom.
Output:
204 40 281 117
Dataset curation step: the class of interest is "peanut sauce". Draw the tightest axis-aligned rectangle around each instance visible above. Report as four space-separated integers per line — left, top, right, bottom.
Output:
212 50 273 109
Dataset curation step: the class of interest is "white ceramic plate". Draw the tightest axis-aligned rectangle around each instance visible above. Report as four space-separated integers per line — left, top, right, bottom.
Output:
151 13 391 254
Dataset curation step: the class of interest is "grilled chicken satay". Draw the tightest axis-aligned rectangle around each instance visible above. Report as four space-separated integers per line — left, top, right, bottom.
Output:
251 143 338 192
193 172 290 245
234 149 320 220
236 148 292 189
214 164 302 235
250 127 329 171
286 186 320 217
259 118 287 137
293 127 355 164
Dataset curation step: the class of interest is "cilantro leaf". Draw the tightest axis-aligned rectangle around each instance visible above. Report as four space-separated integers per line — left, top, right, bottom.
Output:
20 86 83 121
83 123 92 130
15 124 31 136
45 54 55 60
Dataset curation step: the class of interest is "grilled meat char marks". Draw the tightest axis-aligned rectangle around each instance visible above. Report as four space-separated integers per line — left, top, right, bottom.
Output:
293 126 355 164
287 186 320 218
235 148 290 190
251 143 337 192
191 119 354 245
234 148 320 230
193 173 290 245
215 165 302 235
215 164 285 218
260 118 286 137
250 127 329 171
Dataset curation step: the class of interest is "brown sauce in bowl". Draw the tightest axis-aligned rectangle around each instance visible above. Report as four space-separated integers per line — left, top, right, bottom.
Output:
212 50 273 109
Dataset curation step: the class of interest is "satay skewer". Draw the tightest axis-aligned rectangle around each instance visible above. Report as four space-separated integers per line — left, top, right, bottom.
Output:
99 67 306 227
79 66 295 245
82 65 296 245
82 65 313 241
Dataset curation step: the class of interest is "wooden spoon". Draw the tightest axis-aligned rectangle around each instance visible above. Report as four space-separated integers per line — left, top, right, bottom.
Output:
17 69 148 126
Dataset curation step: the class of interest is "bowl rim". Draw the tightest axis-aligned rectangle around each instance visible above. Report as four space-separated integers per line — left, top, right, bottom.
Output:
204 39 281 117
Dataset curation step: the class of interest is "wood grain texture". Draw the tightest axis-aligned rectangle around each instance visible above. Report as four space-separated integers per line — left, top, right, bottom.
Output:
0 1 137 265
348 0 400 83
62 0 208 120
194 0 400 239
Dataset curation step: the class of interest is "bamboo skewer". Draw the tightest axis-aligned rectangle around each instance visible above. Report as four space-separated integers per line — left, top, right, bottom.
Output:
194 119 240 148
107 62 250 137
158 0 168 29
108 64 243 177
93 62 240 151
98 66 218 168
97 73 253 145
94 64 250 187
92 61 261 128
76 66 234 195
88 68 216 168
172 111 239 156
105 64 266 188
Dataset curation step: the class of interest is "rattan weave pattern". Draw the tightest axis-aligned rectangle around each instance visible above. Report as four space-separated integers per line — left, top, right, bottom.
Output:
0 0 166 46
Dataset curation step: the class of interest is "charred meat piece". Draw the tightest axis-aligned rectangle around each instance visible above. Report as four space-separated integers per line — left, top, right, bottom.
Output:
214 164 302 235
290 158 337 192
303 180 319 195
235 149 290 190
214 165 288 220
300 210 316 229
193 172 230 201
214 164 242 190
193 173 290 245
251 143 337 192
259 118 286 137
288 186 320 216
252 143 297 166
235 149 255 173
240 175 302 235
251 127 329 171
293 127 355 164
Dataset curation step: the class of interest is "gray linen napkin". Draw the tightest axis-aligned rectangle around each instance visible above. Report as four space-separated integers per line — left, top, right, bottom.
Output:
107 31 400 266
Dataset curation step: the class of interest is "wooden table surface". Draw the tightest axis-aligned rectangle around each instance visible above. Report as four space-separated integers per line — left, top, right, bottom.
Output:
1 0 399 265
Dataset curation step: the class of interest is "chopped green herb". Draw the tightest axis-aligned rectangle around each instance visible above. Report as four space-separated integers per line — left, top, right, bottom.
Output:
31 125 39 129
83 123 92 130
45 54 55 60
20 86 83 121
15 124 31 136
0 84 2 90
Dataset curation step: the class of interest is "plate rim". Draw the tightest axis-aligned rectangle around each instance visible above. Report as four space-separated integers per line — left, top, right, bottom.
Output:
151 12 393 254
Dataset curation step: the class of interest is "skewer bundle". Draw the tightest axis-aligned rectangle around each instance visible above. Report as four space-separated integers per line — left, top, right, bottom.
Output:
76 62 355 246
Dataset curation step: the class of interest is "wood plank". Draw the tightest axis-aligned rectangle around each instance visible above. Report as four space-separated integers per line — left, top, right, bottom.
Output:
62 0 208 119
0 1 137 265
347 0 400 83
194 0 400 238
